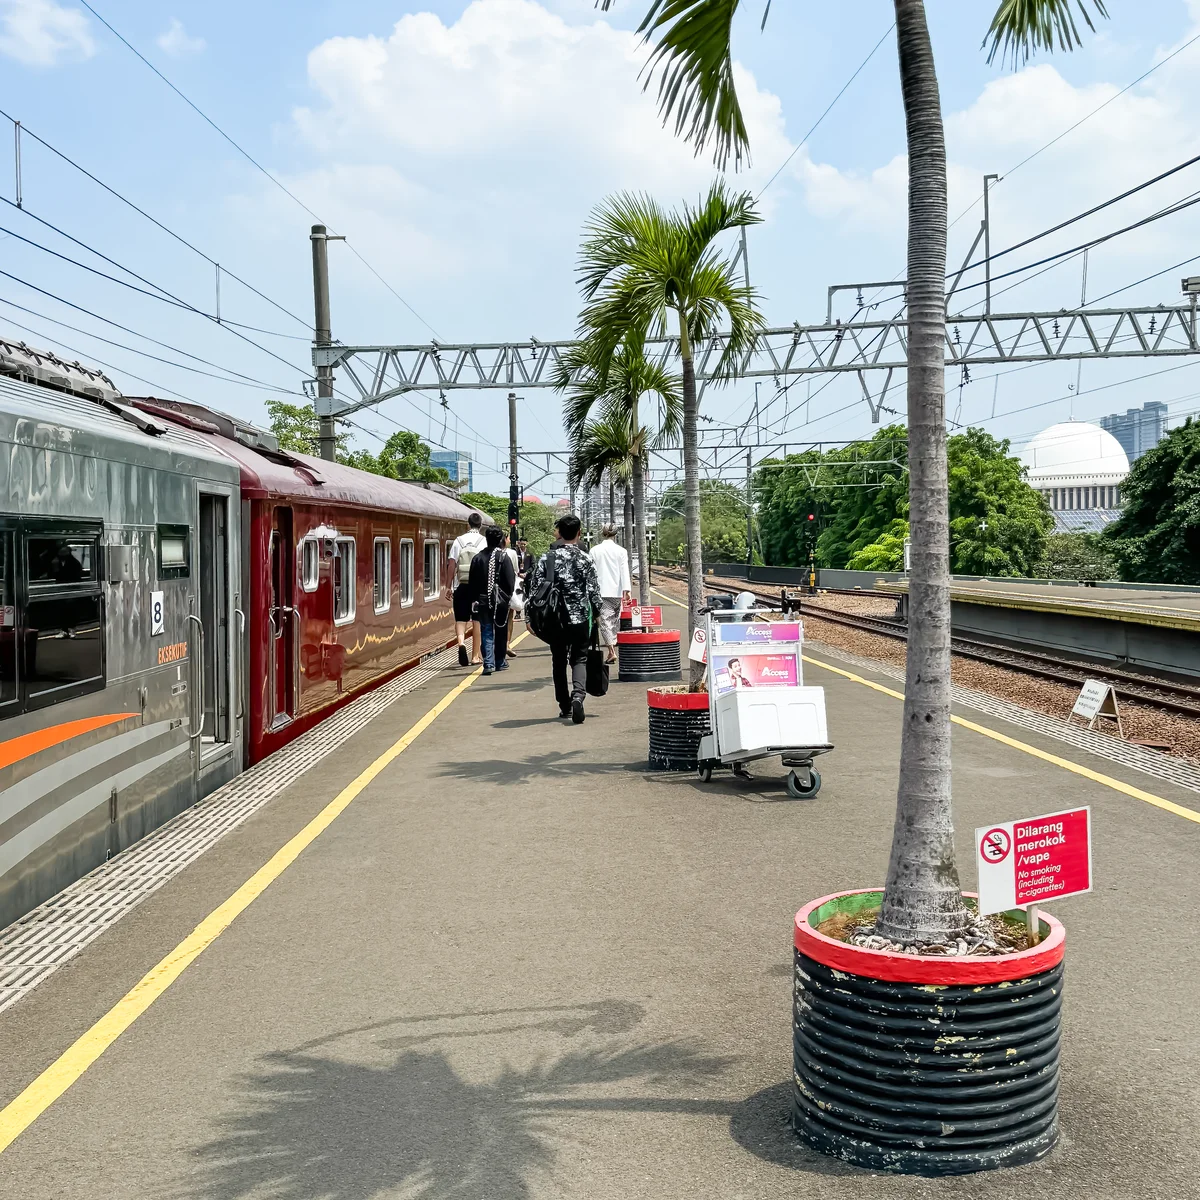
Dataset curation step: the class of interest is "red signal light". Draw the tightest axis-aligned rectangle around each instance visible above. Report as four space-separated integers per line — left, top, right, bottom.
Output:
807 513 815 521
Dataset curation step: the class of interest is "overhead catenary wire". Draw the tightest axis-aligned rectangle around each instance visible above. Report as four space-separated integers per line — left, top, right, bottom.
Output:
756 22 895 200
0 105 311 334
73 0 441 340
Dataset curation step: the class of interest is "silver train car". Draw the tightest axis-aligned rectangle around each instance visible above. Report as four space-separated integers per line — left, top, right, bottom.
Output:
0 359 245 930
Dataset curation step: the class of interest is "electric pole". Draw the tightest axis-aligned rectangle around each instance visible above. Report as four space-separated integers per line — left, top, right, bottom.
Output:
311 224 344 462
507 392 520 544
745 448 753 572
982 173 999 316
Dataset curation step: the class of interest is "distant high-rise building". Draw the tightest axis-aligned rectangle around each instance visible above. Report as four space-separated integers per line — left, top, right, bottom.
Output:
1099 401 1167 463
429 450 473 492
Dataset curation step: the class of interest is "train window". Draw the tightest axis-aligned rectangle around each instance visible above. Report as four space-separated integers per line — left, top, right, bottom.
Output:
24 593 104 710
0 532 16 712
300 539 320 592
332 537 356 625
156 524 190 580
19 522 105 712
423 539 440 600
373 538 391 614
399 539 414 607
28 537 96 586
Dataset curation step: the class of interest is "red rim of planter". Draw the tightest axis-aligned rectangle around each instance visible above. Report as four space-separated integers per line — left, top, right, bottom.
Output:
646 688 709 711
794 888 1065 985
617 630 680 644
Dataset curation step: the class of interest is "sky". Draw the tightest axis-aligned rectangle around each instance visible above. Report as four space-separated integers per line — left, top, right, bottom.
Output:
3 0 1200 499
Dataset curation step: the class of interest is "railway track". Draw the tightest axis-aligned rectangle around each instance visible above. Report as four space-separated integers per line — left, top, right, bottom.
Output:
655 568 1200 720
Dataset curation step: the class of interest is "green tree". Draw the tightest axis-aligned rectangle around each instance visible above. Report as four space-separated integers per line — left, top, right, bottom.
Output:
947 429 1052 576
575 183 766 682
1033 532 1118 581
657 479 751 564
607 0 1107 942
266 400 450 484
846 519 909 571
266 399 349 457
342 430 452 484
556 340 681 605
1104 418 1200 584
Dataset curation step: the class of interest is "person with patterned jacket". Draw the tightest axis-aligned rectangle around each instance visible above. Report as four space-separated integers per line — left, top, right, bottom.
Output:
527 512 603 723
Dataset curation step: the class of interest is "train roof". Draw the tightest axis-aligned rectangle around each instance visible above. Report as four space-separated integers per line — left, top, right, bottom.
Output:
0 374 242 482
129 397 481 520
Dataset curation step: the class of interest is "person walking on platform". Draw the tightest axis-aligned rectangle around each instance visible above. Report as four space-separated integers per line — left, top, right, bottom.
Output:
528 513 602 723
448 511 487 666
468 525 516 675
589 524 632 666
503 532 522 658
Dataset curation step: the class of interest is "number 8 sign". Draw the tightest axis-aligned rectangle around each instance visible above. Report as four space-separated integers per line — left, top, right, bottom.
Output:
150 590 165 636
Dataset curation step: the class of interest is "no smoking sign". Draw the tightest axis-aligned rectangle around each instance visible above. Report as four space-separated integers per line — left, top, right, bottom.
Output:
979 827 1011 864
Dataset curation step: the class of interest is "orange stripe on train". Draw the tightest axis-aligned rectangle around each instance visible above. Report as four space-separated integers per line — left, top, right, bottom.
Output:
0 713 139 772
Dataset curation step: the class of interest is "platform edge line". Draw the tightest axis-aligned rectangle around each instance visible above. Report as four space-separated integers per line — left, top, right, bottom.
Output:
0 653 499 1156
802 654 1200 827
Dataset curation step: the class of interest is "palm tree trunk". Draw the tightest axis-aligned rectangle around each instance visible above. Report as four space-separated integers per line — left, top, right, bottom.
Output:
632 455 649 607
623 480 634 565
876 0 968 945
677 311 703 686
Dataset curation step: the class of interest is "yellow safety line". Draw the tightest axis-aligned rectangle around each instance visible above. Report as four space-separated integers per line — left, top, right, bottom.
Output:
0 637 528 1156
803 653 1200 826
651 587 687 609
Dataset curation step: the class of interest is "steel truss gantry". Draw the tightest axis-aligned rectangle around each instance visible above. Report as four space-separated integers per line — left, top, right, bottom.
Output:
314 301 1200 422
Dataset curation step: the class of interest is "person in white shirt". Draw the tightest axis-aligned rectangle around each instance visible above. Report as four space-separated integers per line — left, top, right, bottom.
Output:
448 512 487 666
589 525 632 665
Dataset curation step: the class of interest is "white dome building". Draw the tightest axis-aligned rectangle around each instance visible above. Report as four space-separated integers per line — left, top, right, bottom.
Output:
1019 421 1129 527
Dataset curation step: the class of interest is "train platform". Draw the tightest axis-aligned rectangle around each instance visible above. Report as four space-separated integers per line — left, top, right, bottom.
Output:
0 600 1198 1198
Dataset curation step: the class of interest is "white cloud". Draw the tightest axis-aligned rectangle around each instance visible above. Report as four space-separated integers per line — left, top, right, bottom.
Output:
262 0 796 338
0 0 93 66
156 17 205 58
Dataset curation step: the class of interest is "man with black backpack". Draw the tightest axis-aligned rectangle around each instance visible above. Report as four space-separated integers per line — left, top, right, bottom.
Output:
448 511 487 666
525 513 602 724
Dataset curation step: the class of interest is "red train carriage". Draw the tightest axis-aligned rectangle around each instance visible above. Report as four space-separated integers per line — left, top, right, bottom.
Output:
133 399 475 764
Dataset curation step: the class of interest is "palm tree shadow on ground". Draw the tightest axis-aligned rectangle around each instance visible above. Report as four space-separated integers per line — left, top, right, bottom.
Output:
173 1036 737 1200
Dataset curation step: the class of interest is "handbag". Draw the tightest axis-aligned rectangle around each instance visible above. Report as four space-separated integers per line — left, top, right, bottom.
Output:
585 625 610 697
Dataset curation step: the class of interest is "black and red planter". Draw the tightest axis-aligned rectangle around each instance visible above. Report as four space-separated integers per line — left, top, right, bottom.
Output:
793 890 1065 1177
646 688 711 770
618 629 681 683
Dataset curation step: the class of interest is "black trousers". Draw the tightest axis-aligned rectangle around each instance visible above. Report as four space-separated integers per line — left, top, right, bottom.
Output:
551 622 591 710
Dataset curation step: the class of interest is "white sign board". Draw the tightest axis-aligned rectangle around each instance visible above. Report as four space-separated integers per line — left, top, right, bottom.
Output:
688 627 708 664
150 590 165 636
1072 678 1111 721
975 806 1092 916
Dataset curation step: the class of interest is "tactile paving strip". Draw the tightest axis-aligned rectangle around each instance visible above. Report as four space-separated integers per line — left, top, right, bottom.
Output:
0 647 459 1016
809 642 1200 795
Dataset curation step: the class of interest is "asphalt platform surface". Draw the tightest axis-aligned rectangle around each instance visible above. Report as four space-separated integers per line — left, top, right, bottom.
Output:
0 604 1198 1199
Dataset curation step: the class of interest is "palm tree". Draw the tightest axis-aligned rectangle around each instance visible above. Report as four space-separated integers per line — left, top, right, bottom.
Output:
604 0 1107 942
575 184 765 671
557 339 682 606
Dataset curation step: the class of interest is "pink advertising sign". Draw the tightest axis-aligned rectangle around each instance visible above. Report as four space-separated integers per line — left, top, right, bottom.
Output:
711 651 799 695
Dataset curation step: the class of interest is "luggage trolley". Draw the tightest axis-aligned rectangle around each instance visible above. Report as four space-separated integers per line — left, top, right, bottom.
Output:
695 594 834 799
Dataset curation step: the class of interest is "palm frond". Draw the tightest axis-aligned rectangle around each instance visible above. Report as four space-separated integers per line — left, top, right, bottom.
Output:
985 0 1108 66
601 0 749 170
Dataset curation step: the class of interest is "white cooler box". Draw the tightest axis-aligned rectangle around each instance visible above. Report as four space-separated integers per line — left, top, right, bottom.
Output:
714 685 828 757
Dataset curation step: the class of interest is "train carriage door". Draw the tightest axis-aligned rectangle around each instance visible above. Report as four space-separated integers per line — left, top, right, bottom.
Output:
198 492 233 752
268 507 296 725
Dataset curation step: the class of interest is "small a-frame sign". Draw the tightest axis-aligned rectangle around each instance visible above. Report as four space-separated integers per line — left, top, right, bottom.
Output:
1070 678 1123 738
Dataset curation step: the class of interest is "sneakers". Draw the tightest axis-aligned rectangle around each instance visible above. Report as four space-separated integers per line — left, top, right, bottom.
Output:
571 698 585 724
559 705 572 719
482 669 493 676
496 661 510 671
458 645 469 667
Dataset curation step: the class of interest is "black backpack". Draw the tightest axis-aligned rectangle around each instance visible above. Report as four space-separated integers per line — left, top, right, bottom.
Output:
525 549 568 644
